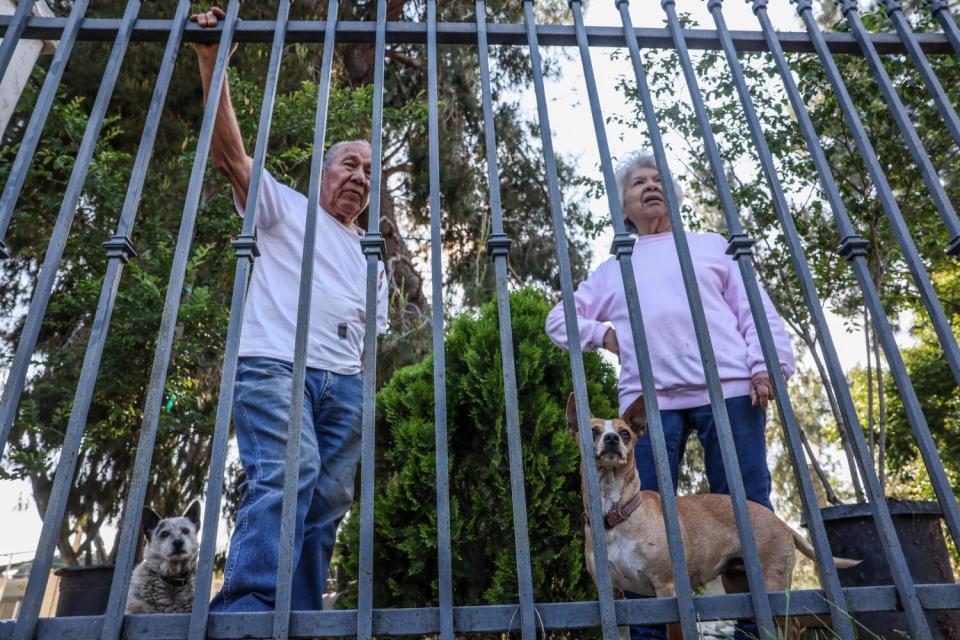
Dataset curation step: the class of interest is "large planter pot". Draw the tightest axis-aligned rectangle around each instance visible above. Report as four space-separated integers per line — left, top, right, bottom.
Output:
817 500 960 639
54 565 115 617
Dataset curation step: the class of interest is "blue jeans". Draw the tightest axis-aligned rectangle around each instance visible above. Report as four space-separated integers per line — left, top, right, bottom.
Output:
210 357 363 612
626 395 772 640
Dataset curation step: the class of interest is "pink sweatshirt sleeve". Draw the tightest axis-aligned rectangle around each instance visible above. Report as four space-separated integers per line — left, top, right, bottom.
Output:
720 238 796 380
545 263 613 353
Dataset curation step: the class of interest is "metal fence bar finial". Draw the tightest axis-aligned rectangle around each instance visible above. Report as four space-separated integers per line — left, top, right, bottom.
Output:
475 1 537 637
96 3 243 639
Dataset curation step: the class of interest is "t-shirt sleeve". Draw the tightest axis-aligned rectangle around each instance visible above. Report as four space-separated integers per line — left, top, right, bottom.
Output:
376 261 389 335
233 169 287 231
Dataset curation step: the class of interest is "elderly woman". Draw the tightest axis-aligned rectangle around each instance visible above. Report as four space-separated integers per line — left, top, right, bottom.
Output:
545 151 795 640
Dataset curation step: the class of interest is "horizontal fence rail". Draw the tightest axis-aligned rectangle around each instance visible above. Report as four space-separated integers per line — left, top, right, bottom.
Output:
1 1 959 639
0 15 958 52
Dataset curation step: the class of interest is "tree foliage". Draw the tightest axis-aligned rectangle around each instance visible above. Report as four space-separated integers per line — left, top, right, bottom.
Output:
335 288 619 609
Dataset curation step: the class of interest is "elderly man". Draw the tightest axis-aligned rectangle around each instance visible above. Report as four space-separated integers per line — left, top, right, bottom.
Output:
192 7 388 612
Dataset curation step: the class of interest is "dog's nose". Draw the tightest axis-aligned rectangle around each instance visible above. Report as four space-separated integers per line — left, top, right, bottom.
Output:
172 539 184 551
602 432 619 446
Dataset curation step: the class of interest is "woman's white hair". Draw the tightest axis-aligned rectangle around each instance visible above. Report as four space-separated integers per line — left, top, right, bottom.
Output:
614 150 684 228
323 139 372 170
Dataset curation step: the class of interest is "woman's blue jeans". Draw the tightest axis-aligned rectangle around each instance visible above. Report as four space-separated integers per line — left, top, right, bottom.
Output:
210 357 363 612
626 395 772 640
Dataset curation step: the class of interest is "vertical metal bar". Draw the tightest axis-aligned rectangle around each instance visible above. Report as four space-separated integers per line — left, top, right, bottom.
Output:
837 0 960 254
270 2 339 638
610 5 701 639
8 4 188 637
0 0 130 457
425 2 455 640
189 3 291 639
520 3 618 639
97 4 243 639
0 0 36 90
930 0 960 55
475 2 536 639
797 0 960 554
883 0 960 149
684 1 858 636
618 2 855 637
606 1 777 635
357 2 388 639
0 0 90 257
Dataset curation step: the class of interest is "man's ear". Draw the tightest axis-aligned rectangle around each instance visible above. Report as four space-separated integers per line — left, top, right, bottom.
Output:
183 500 201 530
621 394 647 439
142 507 161 542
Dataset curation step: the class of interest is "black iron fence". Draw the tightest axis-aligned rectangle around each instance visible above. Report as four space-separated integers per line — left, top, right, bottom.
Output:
0 1 958 639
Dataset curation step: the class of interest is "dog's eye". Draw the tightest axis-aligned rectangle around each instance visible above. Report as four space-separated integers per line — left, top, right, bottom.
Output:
181 528 190 535
619 429 631 441
591 429 600 440
159 531 170 539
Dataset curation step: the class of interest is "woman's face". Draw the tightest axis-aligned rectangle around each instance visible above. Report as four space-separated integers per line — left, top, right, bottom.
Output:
622 166 668 228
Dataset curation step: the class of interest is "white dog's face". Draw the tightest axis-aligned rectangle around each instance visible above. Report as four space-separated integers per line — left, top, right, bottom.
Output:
590 418 636 467
566 393 647 468
142 502 201 565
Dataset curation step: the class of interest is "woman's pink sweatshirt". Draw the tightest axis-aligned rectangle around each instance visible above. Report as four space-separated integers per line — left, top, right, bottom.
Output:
545 231 795 414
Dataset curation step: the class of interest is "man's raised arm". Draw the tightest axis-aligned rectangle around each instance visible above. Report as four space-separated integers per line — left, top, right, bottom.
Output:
192 7 253 208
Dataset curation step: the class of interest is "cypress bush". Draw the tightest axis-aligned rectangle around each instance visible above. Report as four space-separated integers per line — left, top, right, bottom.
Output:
336 287 619 609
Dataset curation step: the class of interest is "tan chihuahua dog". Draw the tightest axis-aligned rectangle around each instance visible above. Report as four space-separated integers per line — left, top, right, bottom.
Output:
566 392 858 606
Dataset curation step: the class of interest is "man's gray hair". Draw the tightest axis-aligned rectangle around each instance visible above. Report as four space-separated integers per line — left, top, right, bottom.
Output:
323 139 373 170
613 150 684 210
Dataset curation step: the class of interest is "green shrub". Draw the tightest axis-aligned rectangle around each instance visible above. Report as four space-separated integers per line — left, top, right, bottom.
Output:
336 287 619 608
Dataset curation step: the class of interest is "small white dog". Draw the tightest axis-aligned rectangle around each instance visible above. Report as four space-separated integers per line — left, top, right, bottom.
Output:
126 501 201 614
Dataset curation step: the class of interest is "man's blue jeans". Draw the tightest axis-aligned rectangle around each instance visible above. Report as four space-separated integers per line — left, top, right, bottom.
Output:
210 357 363 612
626 395 772 640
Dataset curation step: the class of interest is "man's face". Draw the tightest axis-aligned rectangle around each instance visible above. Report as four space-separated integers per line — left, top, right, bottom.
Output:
319 143 373 224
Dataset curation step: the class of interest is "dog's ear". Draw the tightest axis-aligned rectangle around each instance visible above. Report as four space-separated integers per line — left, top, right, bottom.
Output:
183 500 201 530
566 392 593 435
621 394 647 438
142 507 161 541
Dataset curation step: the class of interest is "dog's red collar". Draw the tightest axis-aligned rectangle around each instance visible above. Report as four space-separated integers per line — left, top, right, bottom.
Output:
604 491 644 529
583 491 645 530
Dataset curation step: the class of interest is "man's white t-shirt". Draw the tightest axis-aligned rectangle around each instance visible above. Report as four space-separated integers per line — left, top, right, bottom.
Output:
235 171 388 376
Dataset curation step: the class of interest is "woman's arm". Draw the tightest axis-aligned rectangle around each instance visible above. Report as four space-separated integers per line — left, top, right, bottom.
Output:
720 238 796 407
545 263 615 354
